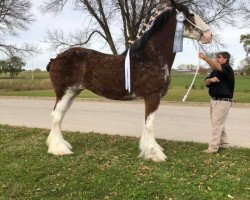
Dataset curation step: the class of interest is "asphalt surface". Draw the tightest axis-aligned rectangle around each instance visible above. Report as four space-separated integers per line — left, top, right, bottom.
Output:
0 97 249 148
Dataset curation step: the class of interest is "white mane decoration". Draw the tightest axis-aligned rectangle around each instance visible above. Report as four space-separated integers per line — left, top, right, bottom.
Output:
144 5 172 32
127 4 171 45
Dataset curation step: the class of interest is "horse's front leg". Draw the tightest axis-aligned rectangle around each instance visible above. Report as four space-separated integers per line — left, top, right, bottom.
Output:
139 95 167 162
47 89 78 155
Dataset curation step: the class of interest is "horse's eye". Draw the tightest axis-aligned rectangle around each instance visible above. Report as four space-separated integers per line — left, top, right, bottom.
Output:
190 14 194 17
188 27 193 32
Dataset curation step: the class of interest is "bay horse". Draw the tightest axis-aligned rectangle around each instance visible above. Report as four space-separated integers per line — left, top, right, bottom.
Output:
46 0 212 161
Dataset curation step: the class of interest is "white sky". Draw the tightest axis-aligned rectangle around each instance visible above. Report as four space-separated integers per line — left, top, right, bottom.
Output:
6 0 250 70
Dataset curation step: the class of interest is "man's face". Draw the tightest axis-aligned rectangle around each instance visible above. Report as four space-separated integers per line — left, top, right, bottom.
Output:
216 55 227 65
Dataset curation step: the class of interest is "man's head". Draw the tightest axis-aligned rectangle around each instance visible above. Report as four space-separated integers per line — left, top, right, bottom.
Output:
216 52 230 64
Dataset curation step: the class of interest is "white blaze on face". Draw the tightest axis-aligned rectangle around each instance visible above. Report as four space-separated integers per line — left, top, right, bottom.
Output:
183 10 212 44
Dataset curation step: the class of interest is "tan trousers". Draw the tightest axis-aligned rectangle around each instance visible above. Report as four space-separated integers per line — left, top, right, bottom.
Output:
208 99 232 151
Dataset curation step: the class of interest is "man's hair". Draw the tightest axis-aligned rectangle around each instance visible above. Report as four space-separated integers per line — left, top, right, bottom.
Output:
217 51 230 64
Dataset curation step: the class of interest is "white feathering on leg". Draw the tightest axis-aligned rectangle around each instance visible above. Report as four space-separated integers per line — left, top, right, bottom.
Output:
139 112 167 162
47 89 76 155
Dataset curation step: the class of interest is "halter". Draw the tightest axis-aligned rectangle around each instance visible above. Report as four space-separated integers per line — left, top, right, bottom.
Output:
175 9 210 34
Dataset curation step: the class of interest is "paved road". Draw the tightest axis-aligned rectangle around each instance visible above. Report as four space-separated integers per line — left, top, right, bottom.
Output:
0 98 249 148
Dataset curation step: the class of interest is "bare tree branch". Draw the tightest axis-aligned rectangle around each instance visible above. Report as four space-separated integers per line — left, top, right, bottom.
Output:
0 0 35 35
42 0 250 54
0 0 37 58
40 0 69 14
0 43 38 58
43 28 106 51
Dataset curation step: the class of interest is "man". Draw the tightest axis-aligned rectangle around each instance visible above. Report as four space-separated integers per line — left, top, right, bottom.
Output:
199 51 235 153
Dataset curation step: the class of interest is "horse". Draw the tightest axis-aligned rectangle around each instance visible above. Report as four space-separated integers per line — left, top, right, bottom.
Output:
46 0 212 162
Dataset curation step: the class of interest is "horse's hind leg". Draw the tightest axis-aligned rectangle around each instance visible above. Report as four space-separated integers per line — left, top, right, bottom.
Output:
47 87 81 155
139 95 167 162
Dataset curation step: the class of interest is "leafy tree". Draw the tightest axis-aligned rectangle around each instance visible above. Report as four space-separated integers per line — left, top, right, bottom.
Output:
240 34 250 55
198 66 209 75
0 56 26 78
0 60 7 74
41 0 250 54
238 34 250 74
238 56 250 75
33 68 42 72
177 64 196 70
0 0 37 57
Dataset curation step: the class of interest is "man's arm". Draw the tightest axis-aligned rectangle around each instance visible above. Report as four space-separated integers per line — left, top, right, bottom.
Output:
199 52 222 71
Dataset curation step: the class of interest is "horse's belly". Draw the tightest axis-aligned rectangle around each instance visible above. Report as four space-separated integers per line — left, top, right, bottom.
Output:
91 89 137 101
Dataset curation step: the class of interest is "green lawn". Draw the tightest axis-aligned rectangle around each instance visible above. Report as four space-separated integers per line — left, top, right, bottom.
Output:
0 124 249 199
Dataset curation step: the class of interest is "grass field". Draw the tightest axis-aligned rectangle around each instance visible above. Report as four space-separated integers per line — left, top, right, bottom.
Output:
0 124 249 199
1 71 250 103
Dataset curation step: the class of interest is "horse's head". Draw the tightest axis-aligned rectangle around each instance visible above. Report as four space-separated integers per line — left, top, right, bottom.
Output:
170 0 212 44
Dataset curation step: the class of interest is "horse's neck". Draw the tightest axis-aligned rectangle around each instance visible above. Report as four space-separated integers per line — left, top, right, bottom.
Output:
144 19 176 69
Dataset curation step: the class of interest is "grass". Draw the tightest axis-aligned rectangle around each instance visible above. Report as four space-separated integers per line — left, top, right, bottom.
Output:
0 71 49 79
0 124 249 199
0 79 53 91
1 71 250 103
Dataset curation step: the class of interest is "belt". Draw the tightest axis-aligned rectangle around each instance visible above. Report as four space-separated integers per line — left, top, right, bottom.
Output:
212 97 232 102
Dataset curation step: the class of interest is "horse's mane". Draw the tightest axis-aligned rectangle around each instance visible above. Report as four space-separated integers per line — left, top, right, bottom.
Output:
122 4 190 55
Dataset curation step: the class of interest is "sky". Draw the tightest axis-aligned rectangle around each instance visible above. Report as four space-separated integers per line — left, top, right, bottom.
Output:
7 0 250 70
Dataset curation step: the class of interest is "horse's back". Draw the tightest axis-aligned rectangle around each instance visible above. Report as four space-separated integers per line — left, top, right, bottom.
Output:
48 47 131 100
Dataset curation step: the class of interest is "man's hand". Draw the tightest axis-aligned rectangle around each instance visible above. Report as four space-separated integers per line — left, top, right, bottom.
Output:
210 77 220 83
205 77 220 86
199 52 206 60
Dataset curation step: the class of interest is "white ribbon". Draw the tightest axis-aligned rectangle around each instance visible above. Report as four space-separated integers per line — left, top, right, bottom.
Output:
125 48 131 93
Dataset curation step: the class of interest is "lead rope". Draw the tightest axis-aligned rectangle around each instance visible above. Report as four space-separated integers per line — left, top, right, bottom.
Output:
182 43 202 102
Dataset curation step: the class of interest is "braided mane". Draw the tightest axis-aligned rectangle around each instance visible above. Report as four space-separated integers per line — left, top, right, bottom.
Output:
122 4 190 55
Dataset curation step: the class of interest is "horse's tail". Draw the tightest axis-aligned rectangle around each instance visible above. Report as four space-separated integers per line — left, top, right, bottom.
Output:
46 58 54 72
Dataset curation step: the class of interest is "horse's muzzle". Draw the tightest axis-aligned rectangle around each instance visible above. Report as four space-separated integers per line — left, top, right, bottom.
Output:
200 30 213 44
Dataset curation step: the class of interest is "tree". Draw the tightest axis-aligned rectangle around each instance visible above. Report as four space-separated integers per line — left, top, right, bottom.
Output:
238 56 250 75
0 0 37 57
0 60 7 74
42 0 250 54
238 34 250 74
0 56 26 77
177 64 196 71
198 66 209 75
240 34 250 56
42 0 164 54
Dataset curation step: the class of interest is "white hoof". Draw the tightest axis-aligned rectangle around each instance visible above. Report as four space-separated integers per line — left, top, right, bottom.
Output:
47 136 73 156
47 141 73 155
139 145 167 162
